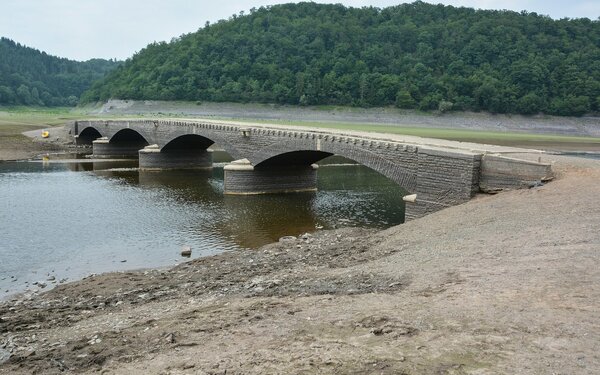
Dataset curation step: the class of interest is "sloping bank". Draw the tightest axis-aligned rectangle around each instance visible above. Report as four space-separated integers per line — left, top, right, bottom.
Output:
1 154 599 374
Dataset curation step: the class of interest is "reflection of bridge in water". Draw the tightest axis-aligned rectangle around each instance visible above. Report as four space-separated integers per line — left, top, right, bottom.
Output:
71 119 553 220
67 160 395 248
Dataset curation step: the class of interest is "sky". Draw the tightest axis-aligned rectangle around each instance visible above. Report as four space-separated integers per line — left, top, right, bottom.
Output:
0 0 598 61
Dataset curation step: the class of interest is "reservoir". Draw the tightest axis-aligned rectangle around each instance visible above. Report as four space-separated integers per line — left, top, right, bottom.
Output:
0 154 406 298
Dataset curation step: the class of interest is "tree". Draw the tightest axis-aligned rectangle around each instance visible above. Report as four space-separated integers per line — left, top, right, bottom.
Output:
516 93 544 114
16 85 33 105
550 96 590 116
0 37 119 106
77 3 599 116
66 95 79 106
419 93 442 111
395 89 416 108
438 100 454 112
0 86 16 104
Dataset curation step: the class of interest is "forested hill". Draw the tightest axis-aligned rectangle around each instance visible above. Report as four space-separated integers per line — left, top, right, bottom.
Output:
0 37 119 106
82 2 599 116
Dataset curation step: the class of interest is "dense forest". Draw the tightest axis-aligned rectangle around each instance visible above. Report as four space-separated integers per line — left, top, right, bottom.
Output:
82 2 599 116
0 37 119 106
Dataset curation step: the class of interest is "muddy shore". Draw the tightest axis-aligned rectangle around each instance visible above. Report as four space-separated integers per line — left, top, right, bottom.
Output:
0 132 66 161
1 151 599 374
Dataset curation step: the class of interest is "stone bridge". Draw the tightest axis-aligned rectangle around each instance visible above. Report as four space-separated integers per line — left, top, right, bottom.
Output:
70 119 552 220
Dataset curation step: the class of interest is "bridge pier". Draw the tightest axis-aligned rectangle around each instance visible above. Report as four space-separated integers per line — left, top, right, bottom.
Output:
92 137 146 159
224 159 318 195
138 145 213 171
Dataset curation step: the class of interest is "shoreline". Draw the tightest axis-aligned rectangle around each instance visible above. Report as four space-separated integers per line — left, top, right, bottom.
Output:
92 100 600 138
1 152 599 373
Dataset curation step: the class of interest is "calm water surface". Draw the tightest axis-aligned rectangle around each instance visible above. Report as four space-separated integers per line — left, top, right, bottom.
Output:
0 156 406 298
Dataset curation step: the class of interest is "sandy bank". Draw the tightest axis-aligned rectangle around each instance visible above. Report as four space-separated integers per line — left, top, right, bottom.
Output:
1 153 599 374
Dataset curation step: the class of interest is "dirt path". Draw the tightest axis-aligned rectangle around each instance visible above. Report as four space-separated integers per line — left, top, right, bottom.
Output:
1 153 599 374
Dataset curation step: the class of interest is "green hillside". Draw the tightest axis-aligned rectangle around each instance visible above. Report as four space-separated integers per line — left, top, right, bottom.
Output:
0 37 119 106
82 1 599 116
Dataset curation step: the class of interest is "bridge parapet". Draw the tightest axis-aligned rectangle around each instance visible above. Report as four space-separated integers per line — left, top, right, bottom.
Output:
72 119 552 220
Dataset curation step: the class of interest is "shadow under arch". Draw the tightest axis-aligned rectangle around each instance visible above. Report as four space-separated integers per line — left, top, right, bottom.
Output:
252 149 409 220
255 150 334 168
254 149 415 193
109 128 150 146
77 127 103 145
161 134 215 152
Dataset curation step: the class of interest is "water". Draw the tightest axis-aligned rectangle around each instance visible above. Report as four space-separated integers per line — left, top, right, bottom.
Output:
559 151 600 160
0 156 406 298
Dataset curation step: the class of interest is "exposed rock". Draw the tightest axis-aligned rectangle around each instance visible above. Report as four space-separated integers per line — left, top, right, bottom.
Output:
0 348 11 365
181 246 192 257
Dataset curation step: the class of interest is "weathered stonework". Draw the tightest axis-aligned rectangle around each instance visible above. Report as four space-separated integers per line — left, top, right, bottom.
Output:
139 145 213 171
92 137 145 159
224 159 318 194
479 154 553 192
405 147 482 220
72 119 552 220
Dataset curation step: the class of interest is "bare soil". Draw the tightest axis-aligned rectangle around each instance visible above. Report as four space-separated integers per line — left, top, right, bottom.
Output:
1 153 599 374
0 133 65 161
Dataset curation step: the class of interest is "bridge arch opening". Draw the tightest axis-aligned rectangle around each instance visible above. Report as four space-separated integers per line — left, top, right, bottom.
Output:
77 127 102 145
110 128 149 146
248 150 410 223
161 134 215 152
253 150 413 193
255 150 334 168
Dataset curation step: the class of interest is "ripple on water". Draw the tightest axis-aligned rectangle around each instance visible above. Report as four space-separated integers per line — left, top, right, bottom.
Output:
0 161 406 299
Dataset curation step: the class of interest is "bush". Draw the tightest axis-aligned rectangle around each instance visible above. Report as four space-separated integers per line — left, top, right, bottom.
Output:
438 100 454 112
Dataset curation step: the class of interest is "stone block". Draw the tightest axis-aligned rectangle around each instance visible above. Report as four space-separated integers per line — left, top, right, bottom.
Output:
479 154 553 193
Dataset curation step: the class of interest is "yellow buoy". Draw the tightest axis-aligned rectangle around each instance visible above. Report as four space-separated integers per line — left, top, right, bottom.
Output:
41 131 49 138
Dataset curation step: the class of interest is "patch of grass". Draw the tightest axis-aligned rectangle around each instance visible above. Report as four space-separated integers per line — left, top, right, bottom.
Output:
0 106 92 135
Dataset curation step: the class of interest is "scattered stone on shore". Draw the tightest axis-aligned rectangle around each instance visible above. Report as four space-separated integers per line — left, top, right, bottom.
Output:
165 333 176 344
0 348 11 364
181 246 192 257
33 282 47 289
279 236 296 242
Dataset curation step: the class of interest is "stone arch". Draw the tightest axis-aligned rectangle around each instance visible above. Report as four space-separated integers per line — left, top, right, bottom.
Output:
109 128 150 147
251 147 417 192
161 134 215 152
255 150 334 167
77 126 103 145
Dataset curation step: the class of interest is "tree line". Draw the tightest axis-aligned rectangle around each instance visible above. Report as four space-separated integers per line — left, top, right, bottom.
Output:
0 37 119 106
82 2 599 116
86 2 599 115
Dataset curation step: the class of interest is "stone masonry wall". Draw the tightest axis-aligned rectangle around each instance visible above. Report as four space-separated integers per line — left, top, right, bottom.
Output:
72 120 493 220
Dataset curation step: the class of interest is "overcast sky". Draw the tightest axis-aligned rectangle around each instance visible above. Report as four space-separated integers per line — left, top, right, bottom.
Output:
1 0 598 61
